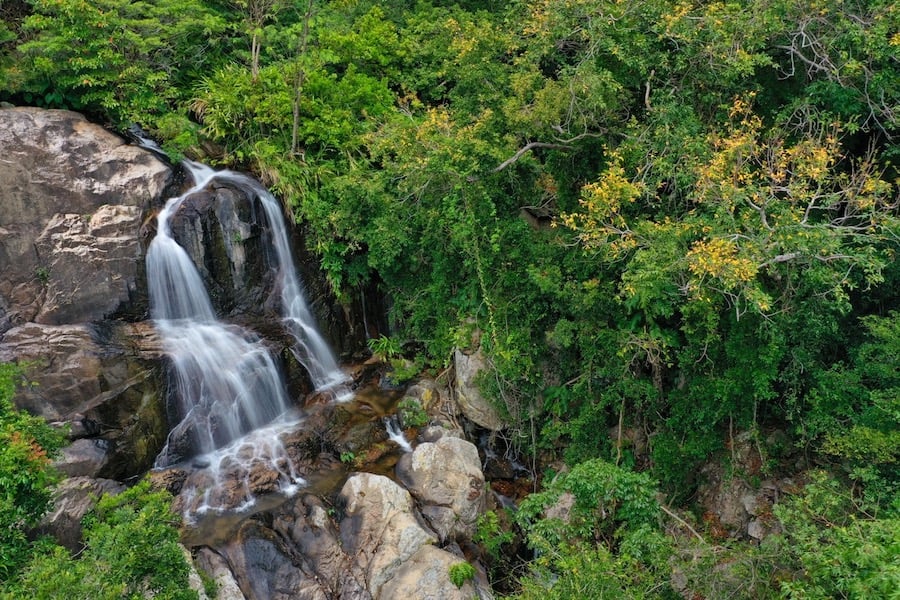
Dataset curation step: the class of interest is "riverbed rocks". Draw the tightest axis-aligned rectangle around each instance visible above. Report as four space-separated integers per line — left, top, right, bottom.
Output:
396 436 486 543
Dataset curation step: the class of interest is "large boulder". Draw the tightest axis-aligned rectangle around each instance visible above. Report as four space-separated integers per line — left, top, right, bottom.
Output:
0 106 171 327
378 545 480 600
454 348 503 430
338 473 436 598
396 436 486 542
219 520 326 600
272 494 369 599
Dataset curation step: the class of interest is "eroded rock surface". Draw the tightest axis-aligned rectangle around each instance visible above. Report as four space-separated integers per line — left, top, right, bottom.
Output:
0 106 170 327
454 348 503 430
397 436 486 543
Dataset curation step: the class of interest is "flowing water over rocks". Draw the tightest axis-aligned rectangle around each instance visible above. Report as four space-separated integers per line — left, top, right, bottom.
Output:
147 161 349 516
1 108 498 599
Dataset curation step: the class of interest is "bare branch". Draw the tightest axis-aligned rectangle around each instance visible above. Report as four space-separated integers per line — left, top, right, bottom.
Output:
492 142 574 173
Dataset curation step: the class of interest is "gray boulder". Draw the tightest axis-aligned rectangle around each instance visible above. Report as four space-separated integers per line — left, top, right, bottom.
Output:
396 436 486 543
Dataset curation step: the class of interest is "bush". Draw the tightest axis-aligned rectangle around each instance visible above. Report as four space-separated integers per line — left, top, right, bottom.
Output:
0 363 64 582
6 480 198 600
449 561 476 588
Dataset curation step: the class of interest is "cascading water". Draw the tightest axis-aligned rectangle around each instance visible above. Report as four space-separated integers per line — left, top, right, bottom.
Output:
212 171 351 399
384 415 413 453
147 160 349 516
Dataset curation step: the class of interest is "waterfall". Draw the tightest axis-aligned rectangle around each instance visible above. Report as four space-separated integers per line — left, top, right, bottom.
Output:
147 160 349 514
212 171 351 399
384 415 413 453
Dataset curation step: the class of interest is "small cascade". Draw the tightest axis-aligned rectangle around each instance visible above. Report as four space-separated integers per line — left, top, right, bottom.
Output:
384 415 413 453
147 160 349 516
213 171 351 401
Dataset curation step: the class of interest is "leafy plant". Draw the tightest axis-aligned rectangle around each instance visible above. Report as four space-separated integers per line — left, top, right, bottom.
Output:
448 561 476 588
396 397 428 429
474 510 514 562
0 363 64 582
367 335 402 362
6 480 198 600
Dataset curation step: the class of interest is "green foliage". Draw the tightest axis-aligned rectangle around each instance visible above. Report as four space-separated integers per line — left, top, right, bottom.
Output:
474 510 514 561
0 363 64 582
6 0 231 136
506 542 673 600
800 311 900 495
448 561 476 589
6 480 197 600
516 459 661 554
2 0 899 594
367 335 401 362
775 470 900 598
396 397 428 429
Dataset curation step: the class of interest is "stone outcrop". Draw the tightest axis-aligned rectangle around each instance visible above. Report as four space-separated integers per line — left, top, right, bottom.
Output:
165 183 272 319
36 476 125 551
454 348 503 430
397 436 486 542
0 107 494 599
0 321 166 478
338 472 436 598
0 106 171 327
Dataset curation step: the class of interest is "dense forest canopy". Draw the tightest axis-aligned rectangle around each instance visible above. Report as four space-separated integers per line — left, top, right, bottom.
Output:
1 0 898 596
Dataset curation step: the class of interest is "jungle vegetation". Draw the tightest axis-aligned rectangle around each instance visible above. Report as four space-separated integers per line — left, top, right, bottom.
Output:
1 0 898 596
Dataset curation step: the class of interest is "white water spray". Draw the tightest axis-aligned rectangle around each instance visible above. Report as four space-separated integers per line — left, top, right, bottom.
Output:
384 415 413 453
147 160 349 514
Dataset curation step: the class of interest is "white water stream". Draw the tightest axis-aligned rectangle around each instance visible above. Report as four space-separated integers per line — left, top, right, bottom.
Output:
384 415 413 453
147 160 350 515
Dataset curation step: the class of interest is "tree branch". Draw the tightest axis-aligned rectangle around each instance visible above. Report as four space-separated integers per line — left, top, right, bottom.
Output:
492 142 574 173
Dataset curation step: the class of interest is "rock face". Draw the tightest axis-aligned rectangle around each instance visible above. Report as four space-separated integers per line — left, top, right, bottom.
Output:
0 107 172 479
397 436 486 543
0 107 171 327
454 348 503 430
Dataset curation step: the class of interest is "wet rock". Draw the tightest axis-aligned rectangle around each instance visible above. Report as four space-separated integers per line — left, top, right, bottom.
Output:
338 473 436 598
220 520 326 600
166 185 271 319
147 467 189 496
36 476 125 551
396 436 486 543
377 545 481 600
454 348 503 431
